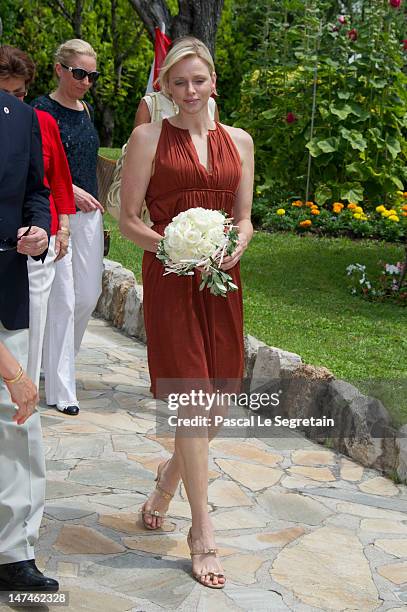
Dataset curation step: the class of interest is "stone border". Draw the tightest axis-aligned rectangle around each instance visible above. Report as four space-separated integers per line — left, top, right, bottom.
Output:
95 259 406 482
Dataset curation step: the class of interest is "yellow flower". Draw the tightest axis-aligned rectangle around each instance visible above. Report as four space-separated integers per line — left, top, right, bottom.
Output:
299 219 312 227
354 206 363 214
276 208 286 215
388 215 399 222
376 205 386 213
251 69 260 84
353 213 362 220
388 209 397 216
382 210 391 218
347 203 357 210
396 191 404 197
311 208 320 215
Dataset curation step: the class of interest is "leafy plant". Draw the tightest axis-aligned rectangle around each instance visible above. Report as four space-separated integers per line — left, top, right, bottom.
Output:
234 0 407 217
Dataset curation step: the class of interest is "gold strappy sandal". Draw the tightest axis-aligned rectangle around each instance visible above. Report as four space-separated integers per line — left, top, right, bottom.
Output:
140 459 174 530
187 527 226 589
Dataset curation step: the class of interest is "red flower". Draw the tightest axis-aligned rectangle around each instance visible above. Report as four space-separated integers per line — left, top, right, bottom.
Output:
403 39 407 50
347 28 358 41
286 112 297 124
338 15 347 24
389 0 401 7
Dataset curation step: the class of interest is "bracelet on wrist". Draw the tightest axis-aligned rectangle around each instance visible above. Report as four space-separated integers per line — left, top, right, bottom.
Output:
3 364 24 384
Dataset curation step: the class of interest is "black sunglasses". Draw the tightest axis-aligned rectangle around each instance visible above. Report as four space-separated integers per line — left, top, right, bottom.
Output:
60 62 100 83
0 226 32 253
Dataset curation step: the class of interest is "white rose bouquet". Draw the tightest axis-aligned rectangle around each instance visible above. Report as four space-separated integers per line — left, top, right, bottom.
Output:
156 207 239 297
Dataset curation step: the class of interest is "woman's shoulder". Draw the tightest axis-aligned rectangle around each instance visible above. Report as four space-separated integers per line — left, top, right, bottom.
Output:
127 121 162 160
30 94 53 111
220 123 253 150
131 120 163 142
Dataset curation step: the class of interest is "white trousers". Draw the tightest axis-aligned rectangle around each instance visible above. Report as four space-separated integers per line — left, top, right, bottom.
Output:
43 210 104 407
27 235 56 388
0 323 45 564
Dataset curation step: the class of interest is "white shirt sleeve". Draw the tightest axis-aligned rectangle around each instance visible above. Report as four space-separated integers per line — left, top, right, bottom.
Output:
208 96 216 120
143 95 153 118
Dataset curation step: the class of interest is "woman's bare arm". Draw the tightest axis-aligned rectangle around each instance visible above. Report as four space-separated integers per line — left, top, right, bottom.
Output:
219 126 254 271
119 123 163 252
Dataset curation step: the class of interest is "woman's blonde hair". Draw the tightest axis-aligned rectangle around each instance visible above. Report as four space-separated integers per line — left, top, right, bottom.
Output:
54 39 97 66
158 37 215 95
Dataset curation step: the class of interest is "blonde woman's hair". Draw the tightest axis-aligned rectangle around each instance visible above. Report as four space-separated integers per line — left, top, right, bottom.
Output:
54 39 97 66
158 37 215 95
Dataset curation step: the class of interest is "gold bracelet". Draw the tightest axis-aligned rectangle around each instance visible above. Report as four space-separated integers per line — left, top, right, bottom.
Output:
3 365 24 384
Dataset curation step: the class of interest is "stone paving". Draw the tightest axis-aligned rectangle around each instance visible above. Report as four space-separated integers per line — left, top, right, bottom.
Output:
2 317 407 611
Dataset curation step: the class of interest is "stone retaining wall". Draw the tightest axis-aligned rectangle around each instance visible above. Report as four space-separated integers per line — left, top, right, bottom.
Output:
95 259 406 483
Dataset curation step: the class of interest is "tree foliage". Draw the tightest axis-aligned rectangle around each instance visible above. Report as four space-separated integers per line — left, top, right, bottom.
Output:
0 0 152 146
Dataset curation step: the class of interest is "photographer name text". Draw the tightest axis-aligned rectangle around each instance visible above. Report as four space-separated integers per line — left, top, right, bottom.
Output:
168 414 335 429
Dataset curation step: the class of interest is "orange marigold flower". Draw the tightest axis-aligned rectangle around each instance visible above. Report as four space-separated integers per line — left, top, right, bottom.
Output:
311 209 320 215
291 200 303 207
402 211 407 217
402 204 407 212
299 219 312 227
305 201 314 207
333 203 343 214
347 203 357 210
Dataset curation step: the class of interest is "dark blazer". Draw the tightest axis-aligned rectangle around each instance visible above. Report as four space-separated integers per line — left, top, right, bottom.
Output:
0 92 50 330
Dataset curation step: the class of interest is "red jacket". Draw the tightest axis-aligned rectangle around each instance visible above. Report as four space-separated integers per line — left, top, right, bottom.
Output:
35 109 75 235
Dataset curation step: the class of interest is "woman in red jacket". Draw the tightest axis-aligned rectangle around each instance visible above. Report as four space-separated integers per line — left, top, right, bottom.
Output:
0 45 76 399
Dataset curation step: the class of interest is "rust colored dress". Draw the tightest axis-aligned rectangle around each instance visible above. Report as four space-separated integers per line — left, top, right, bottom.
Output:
143 118 244 397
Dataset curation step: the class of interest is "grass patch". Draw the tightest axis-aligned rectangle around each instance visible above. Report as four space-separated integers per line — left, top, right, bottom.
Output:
104 213 406 425
99 147 122 161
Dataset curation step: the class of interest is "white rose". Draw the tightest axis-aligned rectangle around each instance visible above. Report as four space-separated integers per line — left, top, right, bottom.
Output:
206 226 225 246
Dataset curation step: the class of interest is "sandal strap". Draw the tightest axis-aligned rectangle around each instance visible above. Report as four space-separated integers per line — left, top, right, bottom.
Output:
190 548 218 556
155 482 173 501
141 509 167 518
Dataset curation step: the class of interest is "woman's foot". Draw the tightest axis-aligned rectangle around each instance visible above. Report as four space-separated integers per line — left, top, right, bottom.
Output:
141 458 179 529
187 524 226 588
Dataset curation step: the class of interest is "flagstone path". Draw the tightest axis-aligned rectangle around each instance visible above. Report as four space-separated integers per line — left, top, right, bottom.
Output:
2 317 406 611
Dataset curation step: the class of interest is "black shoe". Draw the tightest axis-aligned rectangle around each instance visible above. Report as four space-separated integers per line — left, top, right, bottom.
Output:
56 404 79 416
0 559 59 592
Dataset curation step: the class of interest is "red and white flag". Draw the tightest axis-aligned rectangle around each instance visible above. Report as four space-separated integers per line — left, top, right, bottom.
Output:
146 24 172 93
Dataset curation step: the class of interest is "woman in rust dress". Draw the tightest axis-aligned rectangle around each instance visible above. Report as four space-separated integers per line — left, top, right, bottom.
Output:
120 37 254 589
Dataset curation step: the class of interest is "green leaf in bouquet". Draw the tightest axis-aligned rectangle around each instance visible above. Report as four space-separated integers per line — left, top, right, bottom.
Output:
227 282 239 291
216 282 227 292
